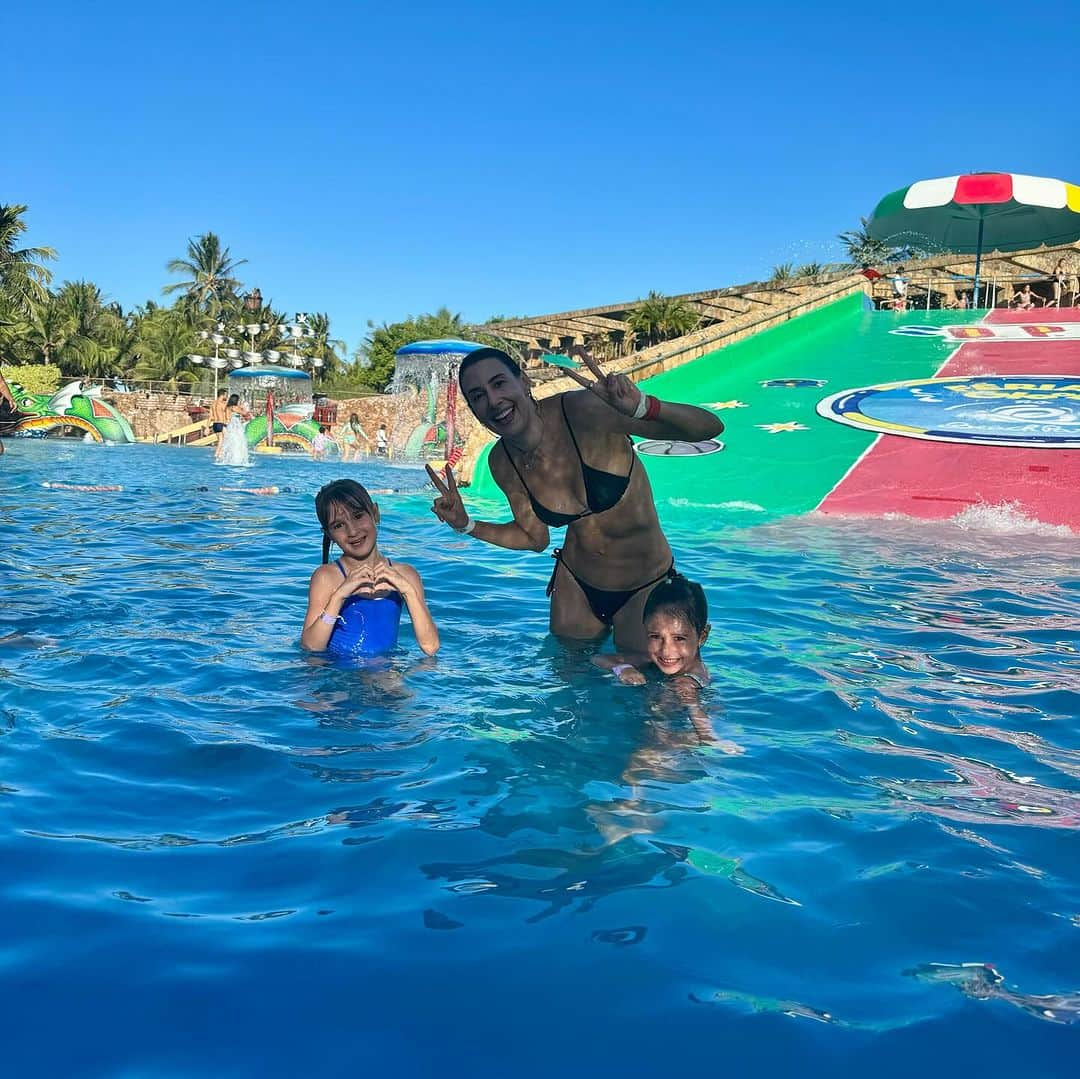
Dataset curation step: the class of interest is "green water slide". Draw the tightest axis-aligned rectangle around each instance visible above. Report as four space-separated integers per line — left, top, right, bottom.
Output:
468 294 980 523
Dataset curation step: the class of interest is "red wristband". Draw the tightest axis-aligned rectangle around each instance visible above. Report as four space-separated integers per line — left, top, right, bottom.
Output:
644 395 662 421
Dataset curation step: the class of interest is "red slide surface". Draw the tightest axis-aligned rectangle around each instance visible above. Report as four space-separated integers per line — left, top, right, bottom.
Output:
818 308 1080 529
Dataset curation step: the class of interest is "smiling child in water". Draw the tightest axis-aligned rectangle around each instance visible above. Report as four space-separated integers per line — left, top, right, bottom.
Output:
592 574 740 751
301 479 439 657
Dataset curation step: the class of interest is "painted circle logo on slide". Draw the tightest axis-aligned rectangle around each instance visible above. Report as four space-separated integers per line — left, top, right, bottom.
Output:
635 439 725 456
817 375 1080 448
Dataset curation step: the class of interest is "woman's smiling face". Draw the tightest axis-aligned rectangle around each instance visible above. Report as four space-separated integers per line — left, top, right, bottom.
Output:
460 358 531 437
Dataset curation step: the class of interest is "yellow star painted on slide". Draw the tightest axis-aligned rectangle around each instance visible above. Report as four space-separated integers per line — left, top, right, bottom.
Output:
757 421 809 433
705 400 748 410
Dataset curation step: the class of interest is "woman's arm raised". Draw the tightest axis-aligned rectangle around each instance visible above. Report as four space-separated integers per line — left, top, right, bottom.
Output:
561 348 722 441
427 462 549 552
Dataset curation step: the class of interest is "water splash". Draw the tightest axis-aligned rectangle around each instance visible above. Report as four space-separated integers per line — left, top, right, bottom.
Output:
952 501 1075 538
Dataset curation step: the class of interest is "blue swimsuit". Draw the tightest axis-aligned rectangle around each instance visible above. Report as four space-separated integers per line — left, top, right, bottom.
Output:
325 559 404 657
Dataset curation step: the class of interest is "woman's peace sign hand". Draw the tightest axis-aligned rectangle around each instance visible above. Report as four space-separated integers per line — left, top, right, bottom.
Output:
426 463 468 530
562 345 642 417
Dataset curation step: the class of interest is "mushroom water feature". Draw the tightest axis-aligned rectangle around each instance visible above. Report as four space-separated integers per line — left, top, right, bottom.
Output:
389 339 486 463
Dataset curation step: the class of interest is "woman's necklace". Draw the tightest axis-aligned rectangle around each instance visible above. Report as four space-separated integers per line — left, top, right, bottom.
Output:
511 405 545 472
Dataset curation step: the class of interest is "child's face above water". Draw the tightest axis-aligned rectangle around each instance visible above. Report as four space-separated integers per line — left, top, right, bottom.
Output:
644 610 704 677
326 499 377 558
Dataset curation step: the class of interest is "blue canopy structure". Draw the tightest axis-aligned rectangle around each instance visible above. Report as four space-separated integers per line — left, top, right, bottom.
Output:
228 365 312 380
394 339 487 357
391 339 488 392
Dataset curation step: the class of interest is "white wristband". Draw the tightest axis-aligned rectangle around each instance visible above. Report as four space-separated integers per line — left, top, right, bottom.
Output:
611 663 634 677
453 516 477 535
631 391 648 420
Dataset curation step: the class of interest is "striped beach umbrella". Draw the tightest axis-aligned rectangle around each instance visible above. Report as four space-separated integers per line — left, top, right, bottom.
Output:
868 172 1080 301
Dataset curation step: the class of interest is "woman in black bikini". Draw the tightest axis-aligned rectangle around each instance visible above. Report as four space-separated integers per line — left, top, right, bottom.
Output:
427 347 722 651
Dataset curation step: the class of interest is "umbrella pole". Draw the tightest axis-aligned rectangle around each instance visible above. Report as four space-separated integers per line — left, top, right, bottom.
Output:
973 215 985 309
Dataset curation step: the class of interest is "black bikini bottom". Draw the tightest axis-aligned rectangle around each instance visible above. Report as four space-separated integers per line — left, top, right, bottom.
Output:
546 547 674 626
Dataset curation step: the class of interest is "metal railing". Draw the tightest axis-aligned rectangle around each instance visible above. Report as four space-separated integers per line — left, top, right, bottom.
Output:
869 272 1077 311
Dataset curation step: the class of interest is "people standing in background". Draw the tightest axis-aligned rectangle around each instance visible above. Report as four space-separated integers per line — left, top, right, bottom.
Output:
217 394 251 468
339 413 371 461
311 424 332 460
1049 259 1067 308
375 424 389 456
209 389 228 460
890 266 908 311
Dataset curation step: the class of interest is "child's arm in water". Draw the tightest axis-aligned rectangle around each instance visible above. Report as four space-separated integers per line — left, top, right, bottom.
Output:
373 561 440 656
591 652 650 685
670 675 743 754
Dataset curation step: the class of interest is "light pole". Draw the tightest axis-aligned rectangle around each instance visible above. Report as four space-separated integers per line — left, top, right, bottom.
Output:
187 321 233 395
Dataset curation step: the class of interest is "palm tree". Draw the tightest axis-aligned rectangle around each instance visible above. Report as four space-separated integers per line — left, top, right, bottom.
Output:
795 262 824 277
133 307 198 386
48 282 114 376
770 263 794 283
21 294 76 364
0 204 57 322
301 312 347 379
625 292 700 349
163 232 246 317
838 218 902 268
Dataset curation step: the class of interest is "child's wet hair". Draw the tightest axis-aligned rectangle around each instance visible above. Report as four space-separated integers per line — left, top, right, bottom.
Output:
643 574 708 635
315 479 377 563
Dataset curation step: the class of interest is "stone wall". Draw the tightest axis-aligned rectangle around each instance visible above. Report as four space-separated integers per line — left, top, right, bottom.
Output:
105 391 206 442
328 388 481 460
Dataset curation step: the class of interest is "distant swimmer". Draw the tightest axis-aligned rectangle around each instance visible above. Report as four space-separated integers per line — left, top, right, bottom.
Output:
42 482 123 492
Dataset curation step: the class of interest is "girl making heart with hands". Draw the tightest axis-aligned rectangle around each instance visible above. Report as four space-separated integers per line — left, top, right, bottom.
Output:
302 479 439 657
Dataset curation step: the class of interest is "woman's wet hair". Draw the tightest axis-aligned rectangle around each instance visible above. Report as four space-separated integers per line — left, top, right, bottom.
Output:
349 412 360 424
227 393 240 406
315 479 377 563
457 348 522 389
643 574 709 636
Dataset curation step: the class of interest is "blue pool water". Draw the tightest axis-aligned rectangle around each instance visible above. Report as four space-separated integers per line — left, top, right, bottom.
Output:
2 439 1078 1077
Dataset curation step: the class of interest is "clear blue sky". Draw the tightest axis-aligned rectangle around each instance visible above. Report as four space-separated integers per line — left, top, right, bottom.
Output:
9 0 1078 355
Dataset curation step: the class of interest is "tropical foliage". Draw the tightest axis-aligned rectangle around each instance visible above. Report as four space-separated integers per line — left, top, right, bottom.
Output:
163 232 247 317
624 291 700 348
0 363 61 395
0 204 57 324
837 218 910 268
0 214 365 395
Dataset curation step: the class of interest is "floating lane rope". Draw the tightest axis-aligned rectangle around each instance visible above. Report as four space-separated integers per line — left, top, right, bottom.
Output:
42 482 123 492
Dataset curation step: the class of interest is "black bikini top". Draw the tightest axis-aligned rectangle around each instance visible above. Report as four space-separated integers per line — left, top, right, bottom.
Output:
503 397 635 527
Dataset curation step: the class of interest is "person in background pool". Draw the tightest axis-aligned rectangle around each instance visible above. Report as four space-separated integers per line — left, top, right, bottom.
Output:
209 389 228 460
592 574 738 751
339 412 370 461
217 394 251 467
1012 284 1042 310
310 424 332 459
301 479 439 657
427 346 722 652
1048 258 1067 308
